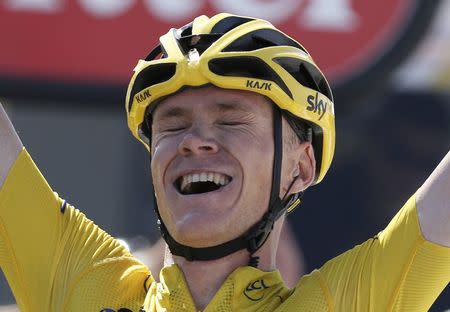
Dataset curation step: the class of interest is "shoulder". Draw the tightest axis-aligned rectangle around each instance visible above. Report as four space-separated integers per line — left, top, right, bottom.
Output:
288 270 332 311
63 257 151 311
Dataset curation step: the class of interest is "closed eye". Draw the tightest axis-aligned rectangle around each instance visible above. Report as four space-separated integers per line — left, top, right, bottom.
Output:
217 121 243 126
162 127 187 133
157 120 190 133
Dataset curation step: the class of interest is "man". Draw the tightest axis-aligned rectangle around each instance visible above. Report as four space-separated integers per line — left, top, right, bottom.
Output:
1 13 449 311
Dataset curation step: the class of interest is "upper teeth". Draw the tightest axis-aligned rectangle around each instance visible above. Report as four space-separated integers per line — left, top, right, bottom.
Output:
180 172 230 192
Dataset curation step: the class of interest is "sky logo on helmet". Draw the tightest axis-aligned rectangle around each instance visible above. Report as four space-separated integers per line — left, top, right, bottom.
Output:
307 92 328 120
135 90 151 104
246 80 272 91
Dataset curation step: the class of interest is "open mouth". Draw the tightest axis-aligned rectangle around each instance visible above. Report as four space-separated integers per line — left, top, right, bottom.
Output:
175 172 232 195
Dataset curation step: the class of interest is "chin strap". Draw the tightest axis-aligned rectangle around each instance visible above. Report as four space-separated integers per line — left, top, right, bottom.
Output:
150 107 293 264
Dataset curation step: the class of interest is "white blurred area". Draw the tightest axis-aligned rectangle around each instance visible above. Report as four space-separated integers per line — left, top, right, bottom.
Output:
394 0 450 91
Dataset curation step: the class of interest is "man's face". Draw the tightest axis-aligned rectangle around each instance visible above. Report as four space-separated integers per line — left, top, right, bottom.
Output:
150 86 297 247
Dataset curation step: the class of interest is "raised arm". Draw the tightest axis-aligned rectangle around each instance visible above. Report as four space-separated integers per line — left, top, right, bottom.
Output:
0 103 145 311
417 150 450 247
0 103 23 188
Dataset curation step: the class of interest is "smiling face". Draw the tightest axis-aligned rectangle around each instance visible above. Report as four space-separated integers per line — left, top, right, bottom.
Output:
150 86 314 248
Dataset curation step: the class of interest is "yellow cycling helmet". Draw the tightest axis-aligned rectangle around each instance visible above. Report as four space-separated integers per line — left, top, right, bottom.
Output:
126 13 335 184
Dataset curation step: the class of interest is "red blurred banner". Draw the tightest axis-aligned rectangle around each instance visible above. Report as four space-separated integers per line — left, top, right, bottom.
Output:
0 0 411 85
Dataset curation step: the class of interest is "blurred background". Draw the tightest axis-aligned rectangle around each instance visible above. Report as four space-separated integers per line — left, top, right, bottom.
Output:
1 1 450 311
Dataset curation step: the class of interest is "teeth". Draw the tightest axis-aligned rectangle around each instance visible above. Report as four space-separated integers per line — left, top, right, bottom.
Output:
180 176 189 192
179 172 231 193
193 174 200 183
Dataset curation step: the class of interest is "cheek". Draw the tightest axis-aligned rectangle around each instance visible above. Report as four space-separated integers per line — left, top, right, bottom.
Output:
150 137 177 189
236 131 274 196
240 150 273 222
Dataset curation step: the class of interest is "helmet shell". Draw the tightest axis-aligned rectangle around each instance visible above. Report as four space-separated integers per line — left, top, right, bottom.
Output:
126 13 335 184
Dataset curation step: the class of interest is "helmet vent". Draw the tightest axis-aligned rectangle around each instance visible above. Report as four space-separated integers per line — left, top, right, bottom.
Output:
210 16 255 34
145 45 166 61
128 63 177 111
223 29 307 54
208 56 292 99
178 22 193 37
178 34 223 55
273 57 333 101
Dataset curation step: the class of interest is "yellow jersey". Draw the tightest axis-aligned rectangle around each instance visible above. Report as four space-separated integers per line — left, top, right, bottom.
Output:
1 149 449 311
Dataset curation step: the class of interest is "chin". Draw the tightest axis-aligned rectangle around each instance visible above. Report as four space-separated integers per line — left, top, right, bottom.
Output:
170 212 237 248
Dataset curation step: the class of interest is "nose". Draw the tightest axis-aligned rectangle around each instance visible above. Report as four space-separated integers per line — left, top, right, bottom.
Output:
178 129 219 156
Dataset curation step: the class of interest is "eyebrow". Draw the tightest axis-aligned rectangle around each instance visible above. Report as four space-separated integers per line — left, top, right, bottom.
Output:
214 101 251 114
155 101 250 119
154 106 189 121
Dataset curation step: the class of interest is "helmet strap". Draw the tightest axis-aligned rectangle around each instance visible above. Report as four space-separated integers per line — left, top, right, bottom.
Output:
149 106 288 264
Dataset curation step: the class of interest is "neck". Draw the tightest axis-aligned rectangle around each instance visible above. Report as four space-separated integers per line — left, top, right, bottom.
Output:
163 236 278 310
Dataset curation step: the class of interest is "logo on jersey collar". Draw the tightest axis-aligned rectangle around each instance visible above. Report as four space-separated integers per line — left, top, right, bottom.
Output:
100 307 146 312
243 279 270 301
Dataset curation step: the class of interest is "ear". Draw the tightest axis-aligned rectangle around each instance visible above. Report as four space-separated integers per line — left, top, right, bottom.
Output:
283 142 316 196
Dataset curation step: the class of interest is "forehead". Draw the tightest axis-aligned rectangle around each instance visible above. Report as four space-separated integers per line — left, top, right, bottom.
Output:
152 86 273 118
